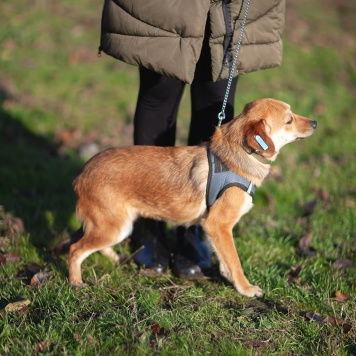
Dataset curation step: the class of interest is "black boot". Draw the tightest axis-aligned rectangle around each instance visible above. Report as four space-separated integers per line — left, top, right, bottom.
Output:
131 219 169 274
172 225 212 279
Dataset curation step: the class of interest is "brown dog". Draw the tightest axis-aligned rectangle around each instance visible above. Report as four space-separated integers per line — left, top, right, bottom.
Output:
69 98 317 297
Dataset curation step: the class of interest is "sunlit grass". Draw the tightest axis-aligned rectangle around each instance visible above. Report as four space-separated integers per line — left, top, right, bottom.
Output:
0 0 355 354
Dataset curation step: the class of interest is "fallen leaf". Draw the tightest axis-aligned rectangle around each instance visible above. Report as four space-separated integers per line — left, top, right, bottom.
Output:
30 272 51 286
332 259 354 269
150 322 163 334
5 216 25 235
73 332 82 343
243 340 268 350
138 331 149 342
323 316 353 335
86 335 98 345
299 233 312 251
305 311 324 324
323 316 342 325
0 237 10 248
298 233 316 256
314 187 330 202
26 263 42 275
4 296 31 312
0 253 6 265
33 340 53 354
343 323 352 335
211 330 220 339
286 264 302 284
5 252 21 263
302 200 317 216
335 290 349 303
16 305 29 314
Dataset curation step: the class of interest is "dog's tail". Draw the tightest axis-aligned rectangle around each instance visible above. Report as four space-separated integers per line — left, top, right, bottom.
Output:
53 227 84 256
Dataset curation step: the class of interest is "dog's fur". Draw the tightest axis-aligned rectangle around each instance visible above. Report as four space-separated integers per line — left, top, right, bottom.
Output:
68 98 317 297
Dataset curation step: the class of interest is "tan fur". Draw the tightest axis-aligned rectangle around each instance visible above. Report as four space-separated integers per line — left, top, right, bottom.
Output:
69 98 316 297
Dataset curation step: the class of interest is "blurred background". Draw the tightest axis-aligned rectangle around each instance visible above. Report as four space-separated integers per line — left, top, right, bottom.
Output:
0 0 355 243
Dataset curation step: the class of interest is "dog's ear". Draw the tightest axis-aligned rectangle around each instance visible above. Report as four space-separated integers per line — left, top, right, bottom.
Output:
244 119 275 155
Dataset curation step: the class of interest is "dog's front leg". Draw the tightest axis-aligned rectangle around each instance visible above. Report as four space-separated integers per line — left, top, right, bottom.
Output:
202 188 263 297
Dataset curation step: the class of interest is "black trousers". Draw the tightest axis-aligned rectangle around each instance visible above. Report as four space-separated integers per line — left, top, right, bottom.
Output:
134 14 238 146
134 68 237 146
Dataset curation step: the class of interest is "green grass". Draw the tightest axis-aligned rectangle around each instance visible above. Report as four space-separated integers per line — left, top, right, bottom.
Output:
1 0 355 354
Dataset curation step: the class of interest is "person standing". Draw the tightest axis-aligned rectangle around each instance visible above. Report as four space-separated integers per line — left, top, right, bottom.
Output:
99 0 285 277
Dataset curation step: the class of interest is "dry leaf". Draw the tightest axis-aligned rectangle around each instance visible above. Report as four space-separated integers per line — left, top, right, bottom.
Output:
332 259 354 269
211 330 220 339
343 323 352 335
150 322 163 334
86 335 98 345
305 311 324 324
33 340 53 354
5 297 31 312
302 200 317 216
286 264 302 284
323 316 353 335
30 272 51 286
323 316 341 325
299 233 312 251
73 332 82 343
298 233 316 256
5 252 21 263
26 263 42 275
139 331 149 342
0 253 6 266
0 237 10 248
314 187 330 202
5 216 25 235
243 340 268 350
335 290 349 302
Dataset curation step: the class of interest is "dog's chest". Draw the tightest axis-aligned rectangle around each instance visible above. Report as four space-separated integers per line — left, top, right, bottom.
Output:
207 150 256 209
239 194 254 217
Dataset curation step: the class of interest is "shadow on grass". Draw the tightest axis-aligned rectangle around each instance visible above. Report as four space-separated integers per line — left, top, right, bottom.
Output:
0 102 83 249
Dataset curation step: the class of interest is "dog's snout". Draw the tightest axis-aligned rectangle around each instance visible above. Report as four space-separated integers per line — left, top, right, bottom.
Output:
311 120 317 129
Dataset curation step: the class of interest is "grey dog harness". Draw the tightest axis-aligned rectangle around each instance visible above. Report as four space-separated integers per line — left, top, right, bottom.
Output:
206 150 256 209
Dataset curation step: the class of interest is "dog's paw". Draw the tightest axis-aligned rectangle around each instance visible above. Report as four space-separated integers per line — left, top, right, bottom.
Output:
240 285 263 297
70 281 88 288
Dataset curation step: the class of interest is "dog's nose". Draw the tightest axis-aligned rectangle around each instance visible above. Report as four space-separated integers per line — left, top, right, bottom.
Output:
311 120 317 129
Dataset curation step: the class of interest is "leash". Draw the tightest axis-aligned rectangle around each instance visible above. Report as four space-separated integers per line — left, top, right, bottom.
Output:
218 0 251 127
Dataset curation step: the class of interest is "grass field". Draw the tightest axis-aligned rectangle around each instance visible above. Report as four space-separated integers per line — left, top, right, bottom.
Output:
1 0 355 354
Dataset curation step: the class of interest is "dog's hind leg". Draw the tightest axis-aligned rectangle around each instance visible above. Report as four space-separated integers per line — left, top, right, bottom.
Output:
100 247 120 263
69 215 133 286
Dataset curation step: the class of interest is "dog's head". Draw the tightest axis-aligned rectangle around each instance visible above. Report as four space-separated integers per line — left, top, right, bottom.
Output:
242 98 317 160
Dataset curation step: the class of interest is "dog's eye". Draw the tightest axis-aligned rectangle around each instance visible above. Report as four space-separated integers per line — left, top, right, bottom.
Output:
286 116 294 124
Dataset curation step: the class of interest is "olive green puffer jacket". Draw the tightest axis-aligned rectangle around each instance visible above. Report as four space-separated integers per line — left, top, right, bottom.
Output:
99 0 285 84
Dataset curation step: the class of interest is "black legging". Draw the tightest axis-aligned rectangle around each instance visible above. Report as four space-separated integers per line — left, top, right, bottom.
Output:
134 13 238 147
134 68 238 147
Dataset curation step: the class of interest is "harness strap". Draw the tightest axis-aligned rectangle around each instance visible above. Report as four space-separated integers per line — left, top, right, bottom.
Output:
206 150 256 209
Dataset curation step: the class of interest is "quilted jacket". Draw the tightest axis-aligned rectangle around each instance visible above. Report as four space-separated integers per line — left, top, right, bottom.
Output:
99 0 285 84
